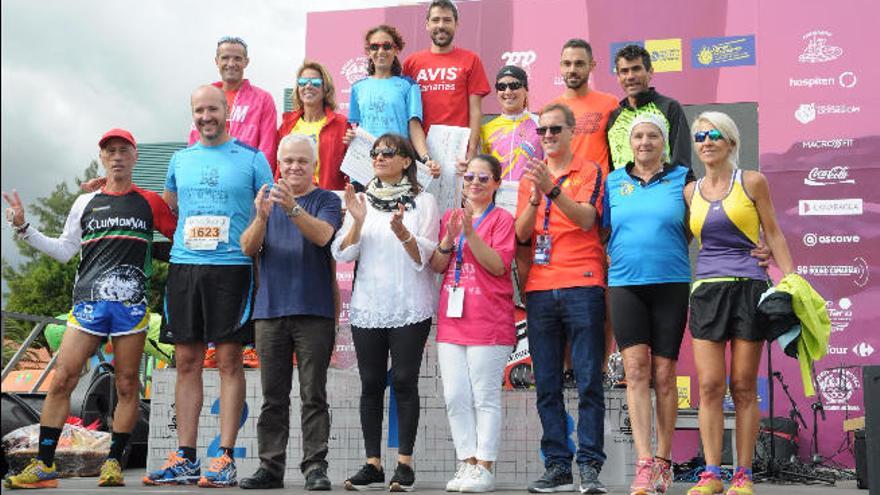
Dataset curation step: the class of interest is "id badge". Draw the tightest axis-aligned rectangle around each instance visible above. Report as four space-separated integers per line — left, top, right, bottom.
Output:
446 286 465 318
534 234 552 265
184 215 230 250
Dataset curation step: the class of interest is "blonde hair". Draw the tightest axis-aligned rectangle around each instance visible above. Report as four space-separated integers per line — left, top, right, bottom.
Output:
693 111 740 168
291 60 337 112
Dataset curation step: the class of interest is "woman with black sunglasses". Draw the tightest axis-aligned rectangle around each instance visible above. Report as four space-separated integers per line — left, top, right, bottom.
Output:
277 61 349 190
684 112 794 495
428 154 515 493
344 25 437 176
332 134 439 492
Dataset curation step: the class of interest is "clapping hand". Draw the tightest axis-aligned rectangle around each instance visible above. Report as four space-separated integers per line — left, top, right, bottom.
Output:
390 202 410 241
253 184 272 221
270 178 295 211
344 183 366 224
461 203 475 239
2 189 26 227
523 158 554 194
444 209 463 244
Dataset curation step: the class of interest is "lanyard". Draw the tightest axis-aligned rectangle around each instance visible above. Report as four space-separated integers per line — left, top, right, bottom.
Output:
542 175 568 234
454 203 496 287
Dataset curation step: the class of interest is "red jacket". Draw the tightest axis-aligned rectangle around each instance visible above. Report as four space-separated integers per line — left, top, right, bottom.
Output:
277 108 349 190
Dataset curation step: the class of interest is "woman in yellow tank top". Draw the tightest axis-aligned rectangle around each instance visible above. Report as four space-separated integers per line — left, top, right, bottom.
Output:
683 112 795 495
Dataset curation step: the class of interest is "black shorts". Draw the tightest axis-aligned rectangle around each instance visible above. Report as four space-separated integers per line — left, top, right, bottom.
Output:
609 283 689 360
689 279 771 343
161 264 255 344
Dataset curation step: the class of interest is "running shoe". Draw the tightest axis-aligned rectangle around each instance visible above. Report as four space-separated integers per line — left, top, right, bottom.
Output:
652 458 673 494
725 469 753 495
242 347 260 368
345 463 385 491
3 458 58 489
98 458 125 487
629 458 655 495
198 453 237 487
143 449 201 485
203 347 218 368
687 471 724 495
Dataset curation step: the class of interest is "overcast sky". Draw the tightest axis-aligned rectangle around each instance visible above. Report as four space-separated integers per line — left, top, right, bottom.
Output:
1 0 405 278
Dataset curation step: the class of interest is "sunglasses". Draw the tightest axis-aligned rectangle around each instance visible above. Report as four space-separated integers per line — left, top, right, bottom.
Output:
694 129 725 142
297 77 323 88
463 172 493 184
536 125 567 136
370 147 401 159
495 81 524 92
217 36 247 50
368 42 396 52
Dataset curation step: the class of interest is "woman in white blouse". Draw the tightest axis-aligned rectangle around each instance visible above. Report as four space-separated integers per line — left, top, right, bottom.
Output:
332 133 439 492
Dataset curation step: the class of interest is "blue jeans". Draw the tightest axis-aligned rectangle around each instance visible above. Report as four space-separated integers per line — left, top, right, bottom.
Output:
527 286 606 469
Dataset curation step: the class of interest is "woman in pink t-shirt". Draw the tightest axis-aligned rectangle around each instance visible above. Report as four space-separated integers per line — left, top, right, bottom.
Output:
429 154 516 493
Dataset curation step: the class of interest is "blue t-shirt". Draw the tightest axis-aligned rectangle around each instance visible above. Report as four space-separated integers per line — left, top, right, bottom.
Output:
253 188 342 320
603 164 691 286
348 76 422 138
165 138 274 265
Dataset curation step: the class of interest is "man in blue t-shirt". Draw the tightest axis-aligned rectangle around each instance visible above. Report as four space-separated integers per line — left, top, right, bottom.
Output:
237 133 341 490
145 85 274 488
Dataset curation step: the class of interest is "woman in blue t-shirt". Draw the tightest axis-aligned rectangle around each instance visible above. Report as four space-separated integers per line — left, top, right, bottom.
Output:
344 25 436 174
601 113 692 495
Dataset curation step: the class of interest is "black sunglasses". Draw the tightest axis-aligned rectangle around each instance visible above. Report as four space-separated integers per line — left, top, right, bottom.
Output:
495 81 524 92
536 125 567 136
370 147 401 159
368 42 395 52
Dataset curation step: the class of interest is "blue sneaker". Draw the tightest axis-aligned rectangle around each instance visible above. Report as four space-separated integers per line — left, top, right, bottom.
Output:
198 453 237 487
143 449 201 485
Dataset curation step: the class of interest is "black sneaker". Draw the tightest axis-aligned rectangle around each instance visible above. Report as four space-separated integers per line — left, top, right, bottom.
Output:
345 463 385 491
528 464 574 493
577 464 607 494
305 467 332 491
240 467 284 489
389 463 415 492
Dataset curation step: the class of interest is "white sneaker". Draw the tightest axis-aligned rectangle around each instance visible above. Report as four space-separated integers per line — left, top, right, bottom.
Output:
446 463 474 492
460 464 495 493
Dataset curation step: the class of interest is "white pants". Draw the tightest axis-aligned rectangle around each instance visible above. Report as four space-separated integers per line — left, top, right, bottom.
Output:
437 342 513 461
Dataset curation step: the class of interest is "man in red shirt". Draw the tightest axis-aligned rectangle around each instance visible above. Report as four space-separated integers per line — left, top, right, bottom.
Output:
403 0 490 160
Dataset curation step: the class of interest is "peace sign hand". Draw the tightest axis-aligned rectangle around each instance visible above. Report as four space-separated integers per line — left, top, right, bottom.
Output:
2 190 26 227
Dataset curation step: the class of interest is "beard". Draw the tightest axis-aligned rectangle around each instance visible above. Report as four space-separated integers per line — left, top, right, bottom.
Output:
564 75 586 90
431 29 454 47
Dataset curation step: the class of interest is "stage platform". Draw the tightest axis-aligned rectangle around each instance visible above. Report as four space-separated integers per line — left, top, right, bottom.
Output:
22 470 862 494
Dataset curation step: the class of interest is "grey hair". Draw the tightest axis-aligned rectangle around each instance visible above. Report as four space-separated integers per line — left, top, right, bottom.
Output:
693 111 740 168
277 133 318 164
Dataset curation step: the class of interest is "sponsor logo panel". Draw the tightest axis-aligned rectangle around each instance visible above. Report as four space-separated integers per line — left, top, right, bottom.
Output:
799 30 843 64
795 103 860 124
803 166 855 186
826 298 853 333
644 38 682 73
798 198 862 216
817 368 860 412
796 257 869 288
692 34 756 68
802 233 860 247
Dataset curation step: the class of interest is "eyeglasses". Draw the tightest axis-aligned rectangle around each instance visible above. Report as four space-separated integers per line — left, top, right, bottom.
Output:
217 36 248 50
463 172 493 184
536 125 567 136
694 129 725 142
370 147 401 159
297 77 323 88
495 81 524 92
368 42 395 52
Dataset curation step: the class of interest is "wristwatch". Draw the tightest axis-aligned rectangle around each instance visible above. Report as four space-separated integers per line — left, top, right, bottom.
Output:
547 185 562 200
420 154 431 163
286 203 304 218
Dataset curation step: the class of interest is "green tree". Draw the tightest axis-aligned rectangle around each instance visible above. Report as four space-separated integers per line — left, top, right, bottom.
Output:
2 161 169 364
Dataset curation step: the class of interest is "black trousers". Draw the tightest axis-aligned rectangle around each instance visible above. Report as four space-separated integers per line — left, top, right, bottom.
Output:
351 318 431 457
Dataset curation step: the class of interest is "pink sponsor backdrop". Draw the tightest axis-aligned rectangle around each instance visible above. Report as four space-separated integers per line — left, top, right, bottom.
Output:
307 0 879 467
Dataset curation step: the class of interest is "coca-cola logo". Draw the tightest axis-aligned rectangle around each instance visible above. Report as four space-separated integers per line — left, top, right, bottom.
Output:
803 166 855 186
